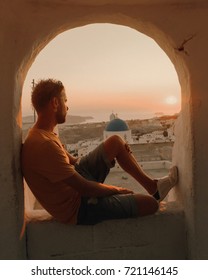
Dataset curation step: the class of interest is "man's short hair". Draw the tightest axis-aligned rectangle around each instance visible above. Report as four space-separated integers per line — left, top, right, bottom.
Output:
31 79 64 112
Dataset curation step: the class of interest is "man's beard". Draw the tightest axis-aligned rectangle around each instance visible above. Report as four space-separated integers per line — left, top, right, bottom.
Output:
55 110 66 124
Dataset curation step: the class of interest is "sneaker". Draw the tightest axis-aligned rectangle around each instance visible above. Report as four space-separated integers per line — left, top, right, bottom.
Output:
156 166 178 202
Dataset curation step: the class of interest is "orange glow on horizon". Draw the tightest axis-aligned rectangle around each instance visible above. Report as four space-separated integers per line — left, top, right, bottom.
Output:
68 89 180 116
22 24 181 118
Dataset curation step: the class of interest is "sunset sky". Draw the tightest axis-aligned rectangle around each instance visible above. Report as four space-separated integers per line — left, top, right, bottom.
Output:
22 23 181 121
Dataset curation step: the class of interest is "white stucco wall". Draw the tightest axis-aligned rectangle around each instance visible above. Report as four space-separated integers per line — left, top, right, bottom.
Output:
1 0 208 259
104 130 132 143
26 202 186 260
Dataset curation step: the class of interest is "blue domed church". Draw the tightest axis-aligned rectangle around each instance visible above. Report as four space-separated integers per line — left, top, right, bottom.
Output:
104 113 133 143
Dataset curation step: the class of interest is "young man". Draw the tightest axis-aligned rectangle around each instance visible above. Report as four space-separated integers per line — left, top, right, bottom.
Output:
22 79 178 225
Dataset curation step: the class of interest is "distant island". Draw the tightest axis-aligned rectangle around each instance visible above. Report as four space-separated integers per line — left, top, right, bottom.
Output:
22 115 93 124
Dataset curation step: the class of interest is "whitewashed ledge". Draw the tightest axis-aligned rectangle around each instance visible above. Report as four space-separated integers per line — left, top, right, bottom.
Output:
26 202 186 260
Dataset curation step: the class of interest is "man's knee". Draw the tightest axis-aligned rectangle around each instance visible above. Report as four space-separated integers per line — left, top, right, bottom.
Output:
104 135 124 152
134 194 159 216
106 135 124 145
104 135 132 161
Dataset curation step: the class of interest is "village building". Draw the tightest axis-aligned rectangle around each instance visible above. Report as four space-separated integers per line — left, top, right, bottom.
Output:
104 113 133 144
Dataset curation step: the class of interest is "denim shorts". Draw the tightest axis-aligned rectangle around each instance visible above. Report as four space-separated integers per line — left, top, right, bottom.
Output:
75 143 138 225
75 142 115 183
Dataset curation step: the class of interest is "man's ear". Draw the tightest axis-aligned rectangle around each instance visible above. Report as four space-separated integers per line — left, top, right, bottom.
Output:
51 97 59 112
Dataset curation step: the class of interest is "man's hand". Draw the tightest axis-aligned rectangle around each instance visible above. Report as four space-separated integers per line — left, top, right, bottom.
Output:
63 171 134 197
112 186 134 195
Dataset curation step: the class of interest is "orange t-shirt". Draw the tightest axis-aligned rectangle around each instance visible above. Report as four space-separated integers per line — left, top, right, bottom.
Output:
22 128 81 224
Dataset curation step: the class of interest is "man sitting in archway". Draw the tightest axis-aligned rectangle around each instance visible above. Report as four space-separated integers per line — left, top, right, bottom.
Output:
22 79 178 225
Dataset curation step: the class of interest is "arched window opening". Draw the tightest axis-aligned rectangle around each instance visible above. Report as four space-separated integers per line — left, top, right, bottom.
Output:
22 23 181 217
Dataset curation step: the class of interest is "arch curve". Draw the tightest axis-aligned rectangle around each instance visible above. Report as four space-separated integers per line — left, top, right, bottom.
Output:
3 1 204 259
18 0 190 227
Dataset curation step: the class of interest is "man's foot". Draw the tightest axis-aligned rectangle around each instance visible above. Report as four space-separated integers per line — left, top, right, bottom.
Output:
154 166 178 202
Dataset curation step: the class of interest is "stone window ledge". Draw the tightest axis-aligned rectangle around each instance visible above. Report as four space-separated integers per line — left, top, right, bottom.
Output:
26 201 187 260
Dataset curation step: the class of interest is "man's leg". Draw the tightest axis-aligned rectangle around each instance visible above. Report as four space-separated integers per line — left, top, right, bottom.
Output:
133 193 159 216
77 193 159 225
103 135 158 195
103 135 178 201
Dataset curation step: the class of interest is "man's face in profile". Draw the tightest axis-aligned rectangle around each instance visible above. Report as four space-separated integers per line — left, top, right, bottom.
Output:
55 89 68 124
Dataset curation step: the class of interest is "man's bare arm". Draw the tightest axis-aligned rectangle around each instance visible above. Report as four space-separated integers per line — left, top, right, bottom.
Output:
63 171 133 197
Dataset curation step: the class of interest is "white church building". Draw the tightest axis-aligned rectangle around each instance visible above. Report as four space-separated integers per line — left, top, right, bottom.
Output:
103 113 133 144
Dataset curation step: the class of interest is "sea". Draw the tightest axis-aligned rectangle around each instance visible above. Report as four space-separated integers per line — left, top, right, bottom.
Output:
79 111 157 124
23 110 173 125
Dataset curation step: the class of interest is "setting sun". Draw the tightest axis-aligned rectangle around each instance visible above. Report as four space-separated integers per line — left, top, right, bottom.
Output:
165 95 178 105
23 24 181 119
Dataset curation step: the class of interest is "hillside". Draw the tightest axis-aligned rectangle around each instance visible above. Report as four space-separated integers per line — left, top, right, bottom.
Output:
58 114 178 145
23 114 93 124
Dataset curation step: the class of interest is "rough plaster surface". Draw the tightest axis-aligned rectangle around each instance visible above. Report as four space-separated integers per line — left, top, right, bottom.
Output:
1 0 208 259
27 202 186 260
